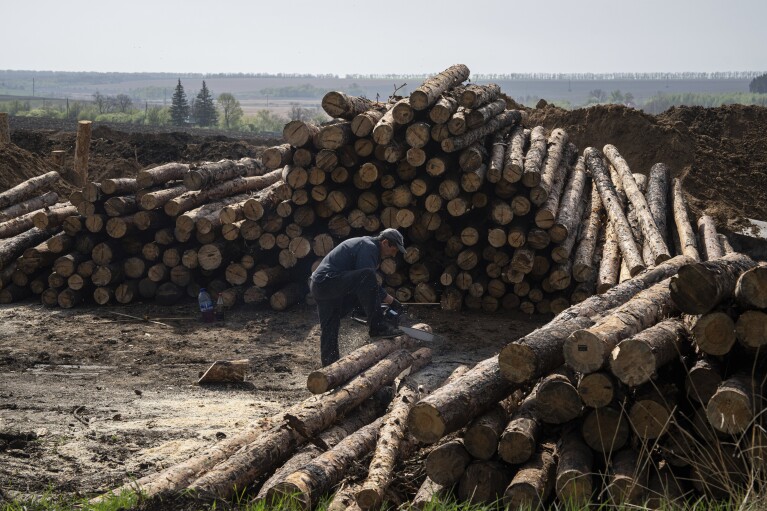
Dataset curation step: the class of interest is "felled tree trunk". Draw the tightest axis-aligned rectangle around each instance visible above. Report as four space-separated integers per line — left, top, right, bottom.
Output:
549 156 588 241
136 162 190 188
607 449 648 504
463 391 521 460
563 277 676 374
736 310 767 348
671 178 700 260
697 215 724 261
581 406 629 453
458 460 513 505
609 317 686 386
409 64 470 111
0 191 59 223
735 266 767 309
669 252 756 314
411 477 447 509
503 126 528 183
585 147 645 276
555 427 594 506
0 227 57 269
503 443 557 511
498 394 540 465
522 126 547 187
534 367 582 424
685 355 723 405
706 373 760 435
688 311 737 356
440 110 522 153
628 383 677 439
572 182 603 282
498 254 693 384
322 91 382 119
0 171 60 210
530 130 569 207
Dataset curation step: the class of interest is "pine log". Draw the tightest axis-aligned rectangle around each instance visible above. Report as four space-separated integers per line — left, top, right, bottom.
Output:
604 145 670 263
356 365 447 510
585 147 645 275
669 252 757 314
576 182 603 282
555 427 593 506
685 355 723 405
425 437 472 486
498 395 540 465
581 406 629 453
458 460 513 505
466 99 506 130
283 120 320 148
670 178 700 260
463 392 521 460
607 449 648 504
0 191 59 223
609 317 686 387
0 171 60 210
407 357 516 444
697 215 724 261
322 91 381 119
460 83 501 109
411 477 447 510
734 266 767 311
503 126 528 183
549 156 588 241
687 311 737 356
372 99 407 145
531 129 569 207
503 443 557 511
564 277 676 374
101 177 138 196
32 204 78 230
534 367 583 424
410 64 470 111
499 255 693 384
136 163 188 188
629 383 677 439
486 129 508 183
643 162 670 262
736 310 767 349
706 374 760 435
0 227 57 270
262 143 294 170
522 126 547 187
441 110 522 153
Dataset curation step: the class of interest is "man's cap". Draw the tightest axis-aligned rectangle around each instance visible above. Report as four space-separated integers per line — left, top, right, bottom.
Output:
379 228 406 254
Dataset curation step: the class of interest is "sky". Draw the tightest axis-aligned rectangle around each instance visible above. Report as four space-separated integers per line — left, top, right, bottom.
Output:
2 0 765 75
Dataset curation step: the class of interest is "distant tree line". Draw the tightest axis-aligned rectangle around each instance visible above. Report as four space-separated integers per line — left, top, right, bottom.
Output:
749 73 767 93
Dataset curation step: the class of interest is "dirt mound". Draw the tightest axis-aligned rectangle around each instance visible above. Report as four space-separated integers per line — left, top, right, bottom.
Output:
529 103 767 229
0 144 77 198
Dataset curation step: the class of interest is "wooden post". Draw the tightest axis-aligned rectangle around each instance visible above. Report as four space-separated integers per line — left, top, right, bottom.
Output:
74 120 92 188
51 150 66 168
0 112 10 146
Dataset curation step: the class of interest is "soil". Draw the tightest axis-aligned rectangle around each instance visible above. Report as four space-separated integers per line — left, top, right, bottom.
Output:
1 104 766 505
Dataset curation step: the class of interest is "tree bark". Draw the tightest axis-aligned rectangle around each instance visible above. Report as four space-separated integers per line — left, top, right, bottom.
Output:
499 255 693 384
555 427 593 506
0 191 59 223
607 449 648 504
697 215 724 261
585 147 645 276
410 64 470 111
669 252 756 314
531 129 569 207
466 99 506 130
440 110 522 153
572 182 604 282
503 126 528 183
734 266 767 310
522 126 548 188
136 162 190 188
581 406 629 453
322 91 382 119
503 443 557 511
643 162 669 262
609 317 686 387
671 178 700 260
498 395 541 465
564 277 676 374
604 145 670 263
411 477 447 509
460 83 501 109
0 171 60 211
458 460 513 505
549 155 587 241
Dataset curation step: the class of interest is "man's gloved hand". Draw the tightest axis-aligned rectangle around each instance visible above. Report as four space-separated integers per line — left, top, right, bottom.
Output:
389 299 404 313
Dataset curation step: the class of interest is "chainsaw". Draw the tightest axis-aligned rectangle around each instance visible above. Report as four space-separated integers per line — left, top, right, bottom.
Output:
351 304 436 342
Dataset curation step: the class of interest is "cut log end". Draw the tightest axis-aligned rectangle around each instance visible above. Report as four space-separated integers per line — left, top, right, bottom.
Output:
564 330 608 374
610 339 656 387
408 402 446 444
306 371 330 394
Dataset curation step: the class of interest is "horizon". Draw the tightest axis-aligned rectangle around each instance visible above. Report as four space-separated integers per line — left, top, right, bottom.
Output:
2 0 764 76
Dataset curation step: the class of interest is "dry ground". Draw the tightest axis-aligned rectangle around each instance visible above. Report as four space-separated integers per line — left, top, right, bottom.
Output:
0 300 545 501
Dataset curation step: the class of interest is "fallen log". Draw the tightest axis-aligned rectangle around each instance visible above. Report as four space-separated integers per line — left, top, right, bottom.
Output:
669 252 757 314
0 171 60 210
671 178 700 260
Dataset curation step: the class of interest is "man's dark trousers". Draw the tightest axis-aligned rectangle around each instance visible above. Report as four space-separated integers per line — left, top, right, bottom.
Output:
309 268 383 367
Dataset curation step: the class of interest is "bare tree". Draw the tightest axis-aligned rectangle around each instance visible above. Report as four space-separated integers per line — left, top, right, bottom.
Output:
115 94 133 113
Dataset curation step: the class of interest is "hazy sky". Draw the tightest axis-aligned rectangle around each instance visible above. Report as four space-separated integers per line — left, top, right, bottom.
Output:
3 0 764 75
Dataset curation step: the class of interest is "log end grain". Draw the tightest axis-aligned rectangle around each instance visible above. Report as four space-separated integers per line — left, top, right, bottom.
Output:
498 343 537 384
669 265 719 314
691 312 737 356
408 402 446 444
629 400 671 439
564 330 608 374
498 427 536 465
610 339 656 387
735 310 767 349
577 372 617 409
706 386 753 435
306 371 330 395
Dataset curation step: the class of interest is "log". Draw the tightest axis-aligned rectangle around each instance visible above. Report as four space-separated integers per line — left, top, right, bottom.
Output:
563 277 676 374
440 110 522 153
355 364 447 510
628 383 676 439
585 147 645 276
697 215 724 261
425 438 472 486
411 477 447 510
530 129 569 206
0 191 58 223
609 318 686 387
139 185 186 211
534 367 582 424
32 204 78 230
458 460 513 505
735 265 767 310
670 178 700 260
283 120 320 148
706 374 760 435
581 406 629 453
270 282 303 311
322 91 381 119
522 126 547 188
503 126 528 183
643 162 670 263
669 252 757 314
503 443 557 511
555 427 593 506
573 183 603 282
0 171 61 211
136 162 189 188
549 156 587 241
460 83 501 109
685 355 723 405
736 310 767 349
407 357 516 444
498 395 540 465
0 227 56 270
306 335 417 394
261 143 293 170
604 145 670 263
73 121 91 187
688 311 737 356
607 449 648 504
372 99 407 145
101 177 138 196
499 255 693 384
466 99 506 130
463 392 521 460
410 64 470 111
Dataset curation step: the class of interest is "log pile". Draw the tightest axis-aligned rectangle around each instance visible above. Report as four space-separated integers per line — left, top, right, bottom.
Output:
3 64 765 508
0 63 719 317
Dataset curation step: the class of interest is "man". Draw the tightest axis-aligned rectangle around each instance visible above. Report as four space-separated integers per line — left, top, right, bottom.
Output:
309 228 406 366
